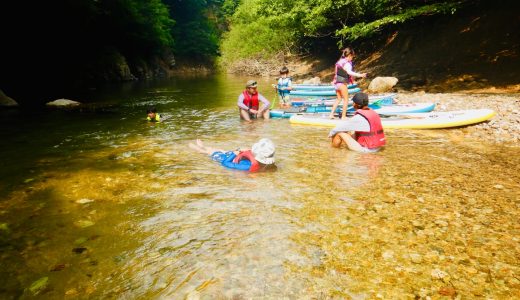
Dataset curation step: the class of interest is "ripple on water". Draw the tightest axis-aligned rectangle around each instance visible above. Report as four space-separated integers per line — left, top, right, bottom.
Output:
1 81 519 298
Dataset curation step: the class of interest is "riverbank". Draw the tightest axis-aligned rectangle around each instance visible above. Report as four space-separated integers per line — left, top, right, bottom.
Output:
395 92 520 144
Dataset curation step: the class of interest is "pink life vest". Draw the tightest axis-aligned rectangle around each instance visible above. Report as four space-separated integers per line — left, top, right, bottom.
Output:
355 109 386 149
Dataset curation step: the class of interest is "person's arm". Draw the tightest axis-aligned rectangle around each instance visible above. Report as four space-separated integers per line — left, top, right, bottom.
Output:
237 94 249 111
328 114 370 137
257 94 271 113
221 152 251 171
345 62 365 78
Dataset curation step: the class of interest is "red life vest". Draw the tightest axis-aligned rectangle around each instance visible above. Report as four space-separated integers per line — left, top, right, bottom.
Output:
355 109 386 149
242 91 259 110
233 150 260 172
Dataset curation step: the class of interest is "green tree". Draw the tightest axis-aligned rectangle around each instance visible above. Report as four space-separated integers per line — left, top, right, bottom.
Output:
219 0 463 65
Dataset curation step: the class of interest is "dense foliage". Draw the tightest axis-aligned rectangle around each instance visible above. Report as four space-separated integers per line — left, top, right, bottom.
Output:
219 0 463 65
1 0 469 102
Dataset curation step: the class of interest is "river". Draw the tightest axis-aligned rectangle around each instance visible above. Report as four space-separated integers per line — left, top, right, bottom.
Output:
0 74 518 299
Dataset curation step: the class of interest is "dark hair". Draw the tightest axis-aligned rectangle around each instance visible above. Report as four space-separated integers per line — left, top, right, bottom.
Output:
341 47 355 59
352 93 369 108
279 66 289 74
147 106 157 114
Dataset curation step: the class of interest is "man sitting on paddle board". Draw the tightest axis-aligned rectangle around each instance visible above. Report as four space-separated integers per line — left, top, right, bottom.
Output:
328 93 386 153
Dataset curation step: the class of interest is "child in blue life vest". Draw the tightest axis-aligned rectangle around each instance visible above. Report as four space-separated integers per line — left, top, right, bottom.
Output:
146 106 161 122
272 66 293 108
188 138 276 172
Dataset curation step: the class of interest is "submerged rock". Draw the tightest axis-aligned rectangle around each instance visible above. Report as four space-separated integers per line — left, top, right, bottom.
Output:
0 89 18 107
46 99 81 107
27 276 49 295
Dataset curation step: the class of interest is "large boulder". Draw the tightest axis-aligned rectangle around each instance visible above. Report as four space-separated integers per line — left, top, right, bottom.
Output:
302 77 321 85
0 89 18 107
46 99 82 107
368 77 399 93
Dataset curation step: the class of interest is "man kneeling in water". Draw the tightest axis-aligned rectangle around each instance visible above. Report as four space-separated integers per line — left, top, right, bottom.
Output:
329 93 386 153
188 138 276 172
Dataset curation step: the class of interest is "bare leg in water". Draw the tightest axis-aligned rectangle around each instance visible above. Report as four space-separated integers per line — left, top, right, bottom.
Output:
331 132 367 153
188 139 224 155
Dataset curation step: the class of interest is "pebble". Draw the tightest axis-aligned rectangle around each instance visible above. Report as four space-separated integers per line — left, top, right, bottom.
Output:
410 253 423 264
76 198 94 204
431 269 448 280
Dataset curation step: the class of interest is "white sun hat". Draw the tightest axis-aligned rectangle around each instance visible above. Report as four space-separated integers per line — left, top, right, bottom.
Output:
252 138 275 165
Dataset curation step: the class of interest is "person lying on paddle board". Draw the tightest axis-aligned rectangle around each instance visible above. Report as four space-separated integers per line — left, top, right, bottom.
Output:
328 93 386 153
272 66 293 108
238 80 271 122
329 47 367 120
188 138 276 172
146 106 161 122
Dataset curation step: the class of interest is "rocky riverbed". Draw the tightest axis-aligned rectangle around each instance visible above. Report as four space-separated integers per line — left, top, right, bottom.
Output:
396 92 520 144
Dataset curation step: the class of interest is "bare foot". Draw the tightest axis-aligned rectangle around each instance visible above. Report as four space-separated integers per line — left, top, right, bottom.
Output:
196 139 204 147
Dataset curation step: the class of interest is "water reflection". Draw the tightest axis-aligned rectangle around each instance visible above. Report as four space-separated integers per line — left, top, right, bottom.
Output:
0 75 518 298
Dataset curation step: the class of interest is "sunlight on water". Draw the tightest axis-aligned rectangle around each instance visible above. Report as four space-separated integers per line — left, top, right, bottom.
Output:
0 75 518 299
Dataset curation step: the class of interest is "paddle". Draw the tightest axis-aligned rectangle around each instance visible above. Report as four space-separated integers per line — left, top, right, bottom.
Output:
270 84 278 109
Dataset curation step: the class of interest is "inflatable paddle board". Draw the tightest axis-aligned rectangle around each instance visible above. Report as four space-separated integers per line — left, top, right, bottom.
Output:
290 87 361 97
292 83 357 90
291 93 397 107
289 109 496 129
271 102 435 118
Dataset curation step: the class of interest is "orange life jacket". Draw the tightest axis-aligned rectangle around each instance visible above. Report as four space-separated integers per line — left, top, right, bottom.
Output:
355 109 386 149
233 150 260 172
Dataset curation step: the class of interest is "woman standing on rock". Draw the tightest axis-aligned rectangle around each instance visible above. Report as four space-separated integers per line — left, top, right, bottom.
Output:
329 47 367 120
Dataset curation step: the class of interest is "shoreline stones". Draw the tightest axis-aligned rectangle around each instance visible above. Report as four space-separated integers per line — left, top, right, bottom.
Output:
396 92 520 144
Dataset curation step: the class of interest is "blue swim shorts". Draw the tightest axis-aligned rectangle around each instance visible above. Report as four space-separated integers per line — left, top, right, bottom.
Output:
210 151 234 163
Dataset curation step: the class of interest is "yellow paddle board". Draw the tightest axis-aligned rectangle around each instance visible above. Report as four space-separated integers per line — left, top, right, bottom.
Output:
289 109 496 129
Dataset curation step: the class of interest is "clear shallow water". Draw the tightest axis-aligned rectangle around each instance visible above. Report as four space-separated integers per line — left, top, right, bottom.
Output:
0 74 519 299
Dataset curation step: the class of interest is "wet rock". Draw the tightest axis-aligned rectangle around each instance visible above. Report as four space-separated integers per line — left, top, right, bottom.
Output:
431 269 448 280
46 99 81 107
0 89 18 107
28 277 49 295
410 253 423 264
411 220 424 230
74 220 95 228
76 198 94 204
65 288 78 296
0 223 10 233
72 247 88 254
434 219 449 227
438 286 457 297
50 264 66 271
74 237 88 245
382 250 394 260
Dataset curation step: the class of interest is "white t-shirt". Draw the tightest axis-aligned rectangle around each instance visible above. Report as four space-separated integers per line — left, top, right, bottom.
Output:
328 114 370 137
